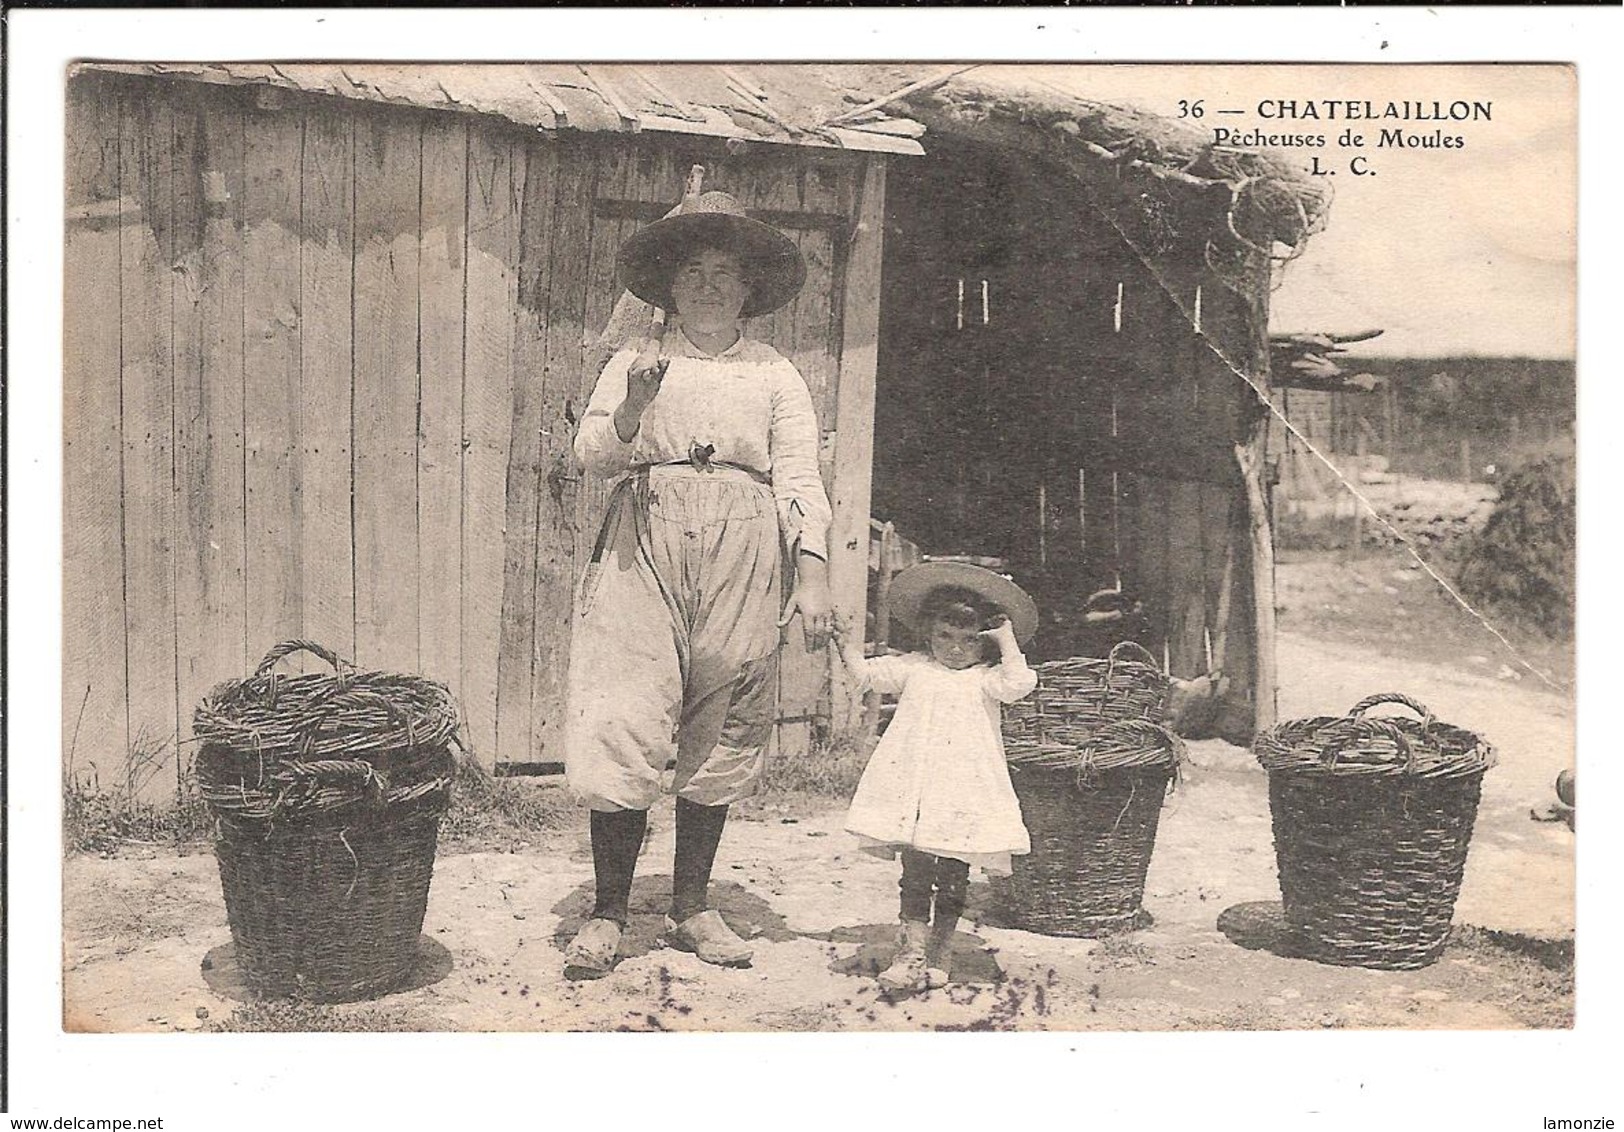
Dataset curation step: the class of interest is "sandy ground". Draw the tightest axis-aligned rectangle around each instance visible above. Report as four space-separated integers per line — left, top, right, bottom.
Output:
62 623 1575 1034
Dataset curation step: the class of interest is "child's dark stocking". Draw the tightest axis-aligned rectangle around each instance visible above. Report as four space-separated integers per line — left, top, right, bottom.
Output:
881 850 936 995
926 856 971 985
931 856 971 924
897 848 936 923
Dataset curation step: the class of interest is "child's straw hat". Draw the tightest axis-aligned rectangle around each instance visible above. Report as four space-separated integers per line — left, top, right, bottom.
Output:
889 561 1039 646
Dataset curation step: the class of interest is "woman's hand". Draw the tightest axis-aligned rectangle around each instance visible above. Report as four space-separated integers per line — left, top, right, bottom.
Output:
614 340 668 442
979 615 1020 656
778 552 832 650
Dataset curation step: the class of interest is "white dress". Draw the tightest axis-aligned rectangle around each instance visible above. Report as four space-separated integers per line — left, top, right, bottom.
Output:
844 651 1038 874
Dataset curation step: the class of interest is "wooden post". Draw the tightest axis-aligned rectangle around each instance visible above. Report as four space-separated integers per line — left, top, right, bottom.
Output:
1384 382 1397 470
827 156 887 737
1236 437 1278 735
1461 436 1473 483
862 520 897 737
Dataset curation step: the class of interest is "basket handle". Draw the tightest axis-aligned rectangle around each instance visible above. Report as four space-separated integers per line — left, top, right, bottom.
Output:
281 757 387 791
1072 718 1186 793
1083 589 1131 615
1106 639 1159 669
296 688 416 759
1349 693 1435 732
255 639 353 680
1319 716 1419 775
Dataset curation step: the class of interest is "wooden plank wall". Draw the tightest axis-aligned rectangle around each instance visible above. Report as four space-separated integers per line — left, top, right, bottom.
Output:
63 73 875 794
62 74 528 792
64 77 132 785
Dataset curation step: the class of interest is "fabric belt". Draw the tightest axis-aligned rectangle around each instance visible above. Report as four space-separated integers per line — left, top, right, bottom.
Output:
641 459 770 486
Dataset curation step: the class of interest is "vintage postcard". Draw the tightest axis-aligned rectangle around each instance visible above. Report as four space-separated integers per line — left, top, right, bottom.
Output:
54 60 1575 1044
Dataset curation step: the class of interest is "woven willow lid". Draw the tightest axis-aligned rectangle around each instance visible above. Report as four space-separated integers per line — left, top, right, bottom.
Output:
1253 693 1494 779
193 640 461 765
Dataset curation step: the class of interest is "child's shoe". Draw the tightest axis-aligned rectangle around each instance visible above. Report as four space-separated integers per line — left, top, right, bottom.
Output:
877 920 930 996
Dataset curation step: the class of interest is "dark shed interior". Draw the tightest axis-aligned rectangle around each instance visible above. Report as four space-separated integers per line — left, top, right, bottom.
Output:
871 136 1261 728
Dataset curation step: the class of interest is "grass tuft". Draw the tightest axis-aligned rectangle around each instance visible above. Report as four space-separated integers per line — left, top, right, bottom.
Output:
63 731 213 855
438 756 577 848
758 727 873 802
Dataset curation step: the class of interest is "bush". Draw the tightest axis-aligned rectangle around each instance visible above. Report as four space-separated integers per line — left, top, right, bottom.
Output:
1456 453 1575 635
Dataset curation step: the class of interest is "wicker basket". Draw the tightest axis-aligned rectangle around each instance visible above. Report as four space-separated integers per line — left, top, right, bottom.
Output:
1001 641 1170 752
995 717 1185 937
193 641 461 1001
1254 693 1495 970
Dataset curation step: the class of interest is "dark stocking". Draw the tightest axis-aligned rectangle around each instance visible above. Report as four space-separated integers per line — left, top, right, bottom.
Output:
898 848 936 923
589 807 649 926
671 797 730 923
931 856 972 924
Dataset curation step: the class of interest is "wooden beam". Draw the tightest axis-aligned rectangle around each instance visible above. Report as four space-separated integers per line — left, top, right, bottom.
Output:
418 114 469 691
1236 434 1278 735
120 88 182 797
181 89 248 727
299 105 357 663
352 111 422 671
592 195 847 236
495 139 562 767
461 131 524 771
827 156 886 736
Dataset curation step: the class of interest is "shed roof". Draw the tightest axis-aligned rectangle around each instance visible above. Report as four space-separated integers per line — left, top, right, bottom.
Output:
76 62 1326 253
76 61 932 154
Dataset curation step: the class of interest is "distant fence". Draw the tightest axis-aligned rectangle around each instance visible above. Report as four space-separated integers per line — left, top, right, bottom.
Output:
1274 357 1573 495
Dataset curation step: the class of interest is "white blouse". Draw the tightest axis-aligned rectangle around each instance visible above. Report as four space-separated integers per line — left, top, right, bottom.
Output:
574 327 833 560
844 651 1038 872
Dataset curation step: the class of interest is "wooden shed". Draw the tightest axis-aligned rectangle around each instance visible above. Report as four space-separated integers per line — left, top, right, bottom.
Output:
62 63 1326 798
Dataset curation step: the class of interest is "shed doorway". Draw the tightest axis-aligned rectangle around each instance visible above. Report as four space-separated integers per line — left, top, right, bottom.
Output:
871 140 1135 663
868 138 1258 734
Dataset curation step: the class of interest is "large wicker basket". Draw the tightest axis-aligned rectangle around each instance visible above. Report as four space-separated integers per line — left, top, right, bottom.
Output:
1001 641 1170 749
995 716 1185 937
193 641 461 1001
1254 693 1495 970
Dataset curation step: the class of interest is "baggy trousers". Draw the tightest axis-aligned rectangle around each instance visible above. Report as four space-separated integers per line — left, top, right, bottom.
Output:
565 464 784 812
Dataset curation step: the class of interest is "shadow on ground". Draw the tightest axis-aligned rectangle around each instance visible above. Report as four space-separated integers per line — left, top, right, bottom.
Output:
550 875 797 965
201 935 455 1003
826 923 1003 985
1216 901 1305 961
550 874 1005 985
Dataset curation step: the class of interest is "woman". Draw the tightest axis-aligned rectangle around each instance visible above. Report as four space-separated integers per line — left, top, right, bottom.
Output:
562 191 832 978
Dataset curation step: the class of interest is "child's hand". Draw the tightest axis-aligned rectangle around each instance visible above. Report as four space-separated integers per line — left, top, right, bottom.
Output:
829 612 867 673
979 615 1019 652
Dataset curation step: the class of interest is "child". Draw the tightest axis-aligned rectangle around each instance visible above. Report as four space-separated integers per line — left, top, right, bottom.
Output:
833 561 1039 996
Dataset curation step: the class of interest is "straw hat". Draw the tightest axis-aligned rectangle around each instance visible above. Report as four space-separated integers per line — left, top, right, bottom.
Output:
889 561 1040 647
616 191 807 319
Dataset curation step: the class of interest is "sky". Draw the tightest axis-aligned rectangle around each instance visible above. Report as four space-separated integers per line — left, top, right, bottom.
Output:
987 64 1577 360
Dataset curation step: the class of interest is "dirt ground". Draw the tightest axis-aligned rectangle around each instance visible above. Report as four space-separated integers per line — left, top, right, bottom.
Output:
62 553 1576 1034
